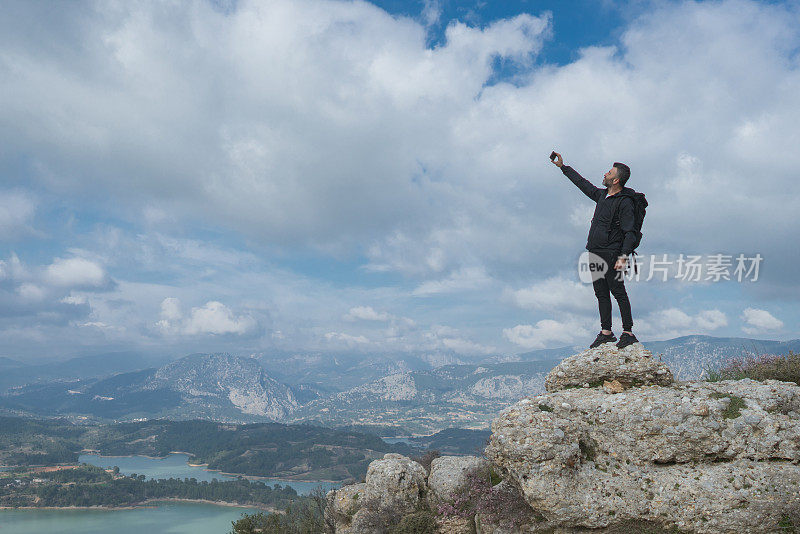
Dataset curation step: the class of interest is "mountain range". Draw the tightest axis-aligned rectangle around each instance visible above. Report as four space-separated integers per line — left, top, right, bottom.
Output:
1 335 797 434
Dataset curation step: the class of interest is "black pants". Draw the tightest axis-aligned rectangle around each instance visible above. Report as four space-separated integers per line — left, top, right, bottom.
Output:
590 248 633 332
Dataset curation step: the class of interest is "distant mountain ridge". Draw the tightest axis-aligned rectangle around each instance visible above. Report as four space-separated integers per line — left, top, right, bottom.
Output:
289 360 555 434
1 335 798 432
256 349 467 394
0 351 168 392
0 356 24 370
289 335 800 433
153 353 299 419
1 353 300 423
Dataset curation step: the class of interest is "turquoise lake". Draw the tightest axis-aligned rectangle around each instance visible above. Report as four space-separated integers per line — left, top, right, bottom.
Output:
1 453 340 534
78 453 340 495
0 501 260 534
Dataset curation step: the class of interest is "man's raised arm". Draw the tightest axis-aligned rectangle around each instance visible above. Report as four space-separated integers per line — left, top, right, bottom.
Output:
550 152 604 202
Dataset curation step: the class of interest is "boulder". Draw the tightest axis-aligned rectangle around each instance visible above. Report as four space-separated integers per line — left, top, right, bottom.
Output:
363 453 428 513
329 454 429 533
486 379 800 533
427 455 488 508
544 343 673 392
325 483 365 533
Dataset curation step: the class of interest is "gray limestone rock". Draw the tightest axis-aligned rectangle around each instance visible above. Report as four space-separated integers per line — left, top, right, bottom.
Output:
427 455 488 508
545 343 673 392
325 483 365 533
364 453 428 513
486 379 800 533
326 345 800 534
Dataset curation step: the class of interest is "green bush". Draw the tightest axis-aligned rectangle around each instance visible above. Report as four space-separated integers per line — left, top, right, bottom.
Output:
389 509 437 534
229 487 332 534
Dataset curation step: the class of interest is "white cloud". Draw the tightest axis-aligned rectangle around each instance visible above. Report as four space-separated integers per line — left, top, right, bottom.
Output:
184 301 256 335
17 283 46 302
0 1 551 263
421 0 441 27
636 308 729 339
3 0 798 287
503 319 590 350
2 0 800 357
412 266 494 296
324 331 370 345
345 306 391 321
80 321 124 333
696 309 728 330
0 253 28 281
2 1 798 273
159 297 183 322
506 276 595 312
60 294 88 305
0 191 36 239
741 307 783 334
157 298 256 336
424 324 496 355
655 308 692 330
44 257 110 289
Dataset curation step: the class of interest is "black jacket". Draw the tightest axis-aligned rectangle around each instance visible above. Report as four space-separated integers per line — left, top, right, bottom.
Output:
561 165 637 256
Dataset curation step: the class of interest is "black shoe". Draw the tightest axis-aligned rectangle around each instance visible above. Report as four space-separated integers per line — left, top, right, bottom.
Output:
589 332 617 348
616 332 639 349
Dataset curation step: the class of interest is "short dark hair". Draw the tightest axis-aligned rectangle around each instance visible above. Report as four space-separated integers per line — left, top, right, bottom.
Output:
613 162 630 186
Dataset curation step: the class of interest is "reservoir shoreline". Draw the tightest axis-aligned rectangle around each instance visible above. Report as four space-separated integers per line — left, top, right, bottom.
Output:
0 498 280 513
78 451 344 483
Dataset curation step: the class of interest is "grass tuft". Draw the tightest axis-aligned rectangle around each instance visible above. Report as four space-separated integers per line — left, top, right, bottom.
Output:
709 392 746 419
705 351 800 385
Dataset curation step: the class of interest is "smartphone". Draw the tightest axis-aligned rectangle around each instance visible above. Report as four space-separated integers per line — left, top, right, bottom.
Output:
550 151 557 160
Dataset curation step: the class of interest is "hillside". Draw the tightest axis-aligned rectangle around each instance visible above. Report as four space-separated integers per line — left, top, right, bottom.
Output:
0 416 418 482
0 353 301 423
2 336 798 431
290 360 556 434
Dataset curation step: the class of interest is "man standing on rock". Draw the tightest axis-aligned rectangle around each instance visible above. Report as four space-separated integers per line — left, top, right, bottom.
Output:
550 152 639 350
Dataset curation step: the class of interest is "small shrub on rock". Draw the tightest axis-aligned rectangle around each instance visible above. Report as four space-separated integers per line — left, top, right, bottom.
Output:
355 498 436 534
355 498 404 533
437 466 542 530
389 508 437 534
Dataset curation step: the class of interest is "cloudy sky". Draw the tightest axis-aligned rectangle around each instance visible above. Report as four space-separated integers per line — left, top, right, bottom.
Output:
1 0 799 362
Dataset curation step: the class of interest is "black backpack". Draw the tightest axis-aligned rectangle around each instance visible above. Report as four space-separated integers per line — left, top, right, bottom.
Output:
613 189 648 272
628 190 648 252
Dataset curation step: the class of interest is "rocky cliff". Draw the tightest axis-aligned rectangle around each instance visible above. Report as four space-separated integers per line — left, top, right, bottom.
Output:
325 343 800 533
154 353 299 419
291 361 554 434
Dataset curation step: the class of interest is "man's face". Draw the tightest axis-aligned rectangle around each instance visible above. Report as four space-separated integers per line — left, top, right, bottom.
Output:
602 167 618 187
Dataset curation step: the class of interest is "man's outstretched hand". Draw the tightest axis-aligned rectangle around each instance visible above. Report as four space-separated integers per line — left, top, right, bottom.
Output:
550 151 564 168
